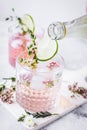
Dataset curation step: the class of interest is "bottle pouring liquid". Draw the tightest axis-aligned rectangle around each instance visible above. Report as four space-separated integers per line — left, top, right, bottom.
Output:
48 15 87 40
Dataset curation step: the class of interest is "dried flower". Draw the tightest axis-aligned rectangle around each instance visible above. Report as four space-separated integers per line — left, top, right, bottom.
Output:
0 77 16 104
68 82 87 99
47 62 59 70
0 88 14 104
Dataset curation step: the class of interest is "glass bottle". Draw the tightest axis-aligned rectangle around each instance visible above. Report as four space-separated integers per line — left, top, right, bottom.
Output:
48 15 87 40
48 15 87 70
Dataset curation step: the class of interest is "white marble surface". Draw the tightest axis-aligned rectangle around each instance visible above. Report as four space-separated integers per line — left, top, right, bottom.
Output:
0 102 87 130
0 0 87 130
0 97 87 130
43 103 87 130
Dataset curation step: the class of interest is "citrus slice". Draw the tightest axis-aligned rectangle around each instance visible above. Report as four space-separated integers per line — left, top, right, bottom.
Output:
36 36 58 61
22 14 35 33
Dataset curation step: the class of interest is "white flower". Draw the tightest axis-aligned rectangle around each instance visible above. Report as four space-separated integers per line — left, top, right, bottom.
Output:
24 115 35 127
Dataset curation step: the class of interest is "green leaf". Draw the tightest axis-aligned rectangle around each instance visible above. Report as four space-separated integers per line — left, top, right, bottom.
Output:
0 84 5 92
25 111 58 118
18 115 25 122
20 58 23 63
3 77 16 82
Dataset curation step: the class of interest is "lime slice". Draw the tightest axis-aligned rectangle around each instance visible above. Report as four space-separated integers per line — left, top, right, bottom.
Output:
22 14 35 33
36 36 58 61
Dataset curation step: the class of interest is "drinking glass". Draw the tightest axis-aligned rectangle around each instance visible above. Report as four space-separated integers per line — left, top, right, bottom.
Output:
8 24 44 68
16 51 64 112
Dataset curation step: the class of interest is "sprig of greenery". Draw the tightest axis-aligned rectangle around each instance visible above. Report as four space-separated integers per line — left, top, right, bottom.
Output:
3 77 16 82
20 28 38 67
18 111 58 123
5 8 27 34
25 111 58 118
0 77 16 92
27 29 38 63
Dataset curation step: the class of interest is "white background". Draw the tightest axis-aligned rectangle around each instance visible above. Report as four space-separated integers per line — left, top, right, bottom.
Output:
0 0 86 28
0 0 87 130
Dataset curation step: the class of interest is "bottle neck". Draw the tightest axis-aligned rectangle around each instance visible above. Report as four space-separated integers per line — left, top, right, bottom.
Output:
48 15 87 40
65 15 87 38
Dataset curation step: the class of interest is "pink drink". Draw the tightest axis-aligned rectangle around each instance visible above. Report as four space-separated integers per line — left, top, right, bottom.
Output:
16 83 60 112
8 33 28 67
16 51 64 112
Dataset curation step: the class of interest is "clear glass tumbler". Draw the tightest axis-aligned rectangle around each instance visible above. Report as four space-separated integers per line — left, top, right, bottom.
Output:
16 51 64 112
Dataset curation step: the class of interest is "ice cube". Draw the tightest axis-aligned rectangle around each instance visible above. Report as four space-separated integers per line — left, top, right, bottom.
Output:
30 75 45 90
11 39 23 48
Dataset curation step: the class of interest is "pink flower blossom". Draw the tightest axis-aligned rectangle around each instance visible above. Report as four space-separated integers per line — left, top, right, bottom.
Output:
47 62 59 70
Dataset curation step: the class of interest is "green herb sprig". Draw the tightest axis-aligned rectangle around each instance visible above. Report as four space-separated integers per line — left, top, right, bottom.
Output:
1 77 16 92
3 77 16 82
0 84 5 93
20 26 38 68
18 111 58 123
25 111 58 118
18 115 26 122
27 29 38 63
